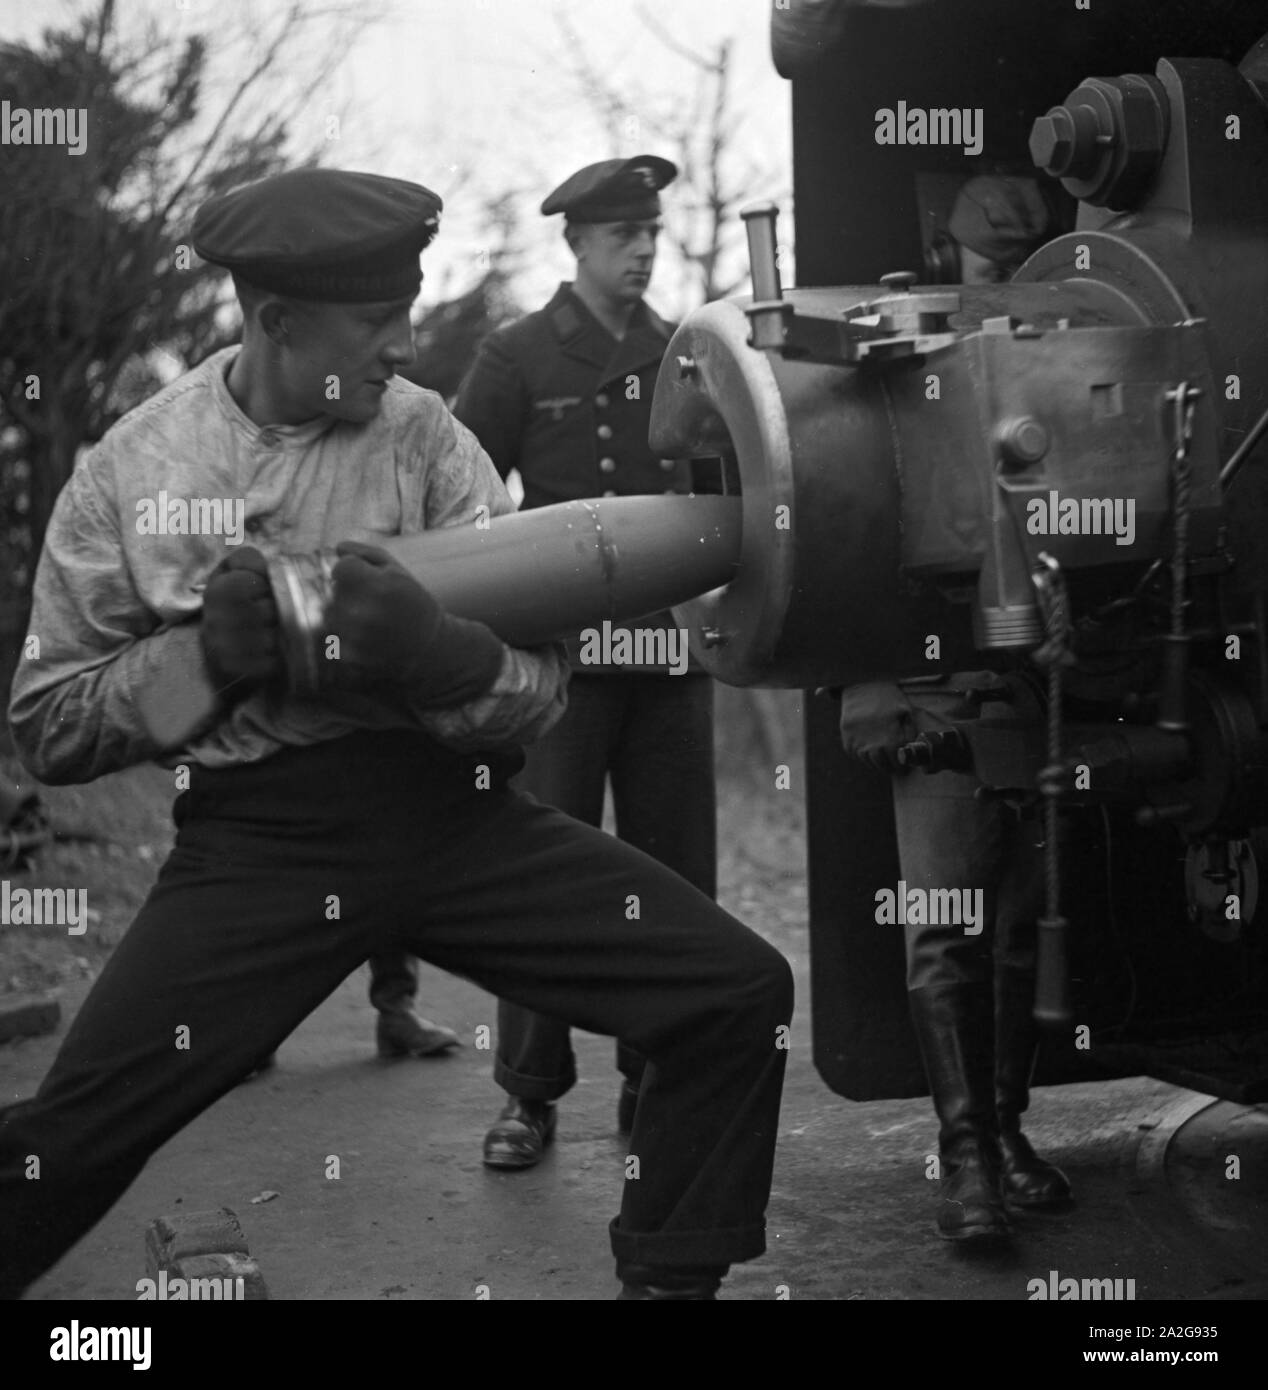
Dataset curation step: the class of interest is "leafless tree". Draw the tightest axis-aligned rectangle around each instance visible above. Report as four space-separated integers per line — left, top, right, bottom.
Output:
0 0 379 690
551 4 788 310
401 192 526 404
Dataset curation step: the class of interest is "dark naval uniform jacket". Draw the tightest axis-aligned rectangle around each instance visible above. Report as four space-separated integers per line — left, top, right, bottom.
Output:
454 283 696 672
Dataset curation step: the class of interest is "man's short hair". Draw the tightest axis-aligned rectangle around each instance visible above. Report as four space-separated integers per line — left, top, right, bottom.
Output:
231 273 268 309
563 220 587 255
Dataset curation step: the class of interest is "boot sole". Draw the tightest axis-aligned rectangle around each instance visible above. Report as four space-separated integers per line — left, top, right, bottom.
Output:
377 1041 460 1058
377 1029 462 1058
1004 1191 1075 1213
482 1146 548 1170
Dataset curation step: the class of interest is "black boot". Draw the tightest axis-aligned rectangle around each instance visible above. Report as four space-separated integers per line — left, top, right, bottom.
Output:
483 1096 557 1169
369 952 461 1057
908 983 1010 1242
995 967 1073 1210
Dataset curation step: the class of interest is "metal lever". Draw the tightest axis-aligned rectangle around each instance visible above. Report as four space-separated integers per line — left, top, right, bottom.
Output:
1034 912 1072 1028
740 201 793 350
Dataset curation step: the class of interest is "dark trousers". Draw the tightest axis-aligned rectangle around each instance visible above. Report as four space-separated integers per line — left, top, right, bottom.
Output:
892 767 1045 991
494 674 717 1102
0 732 788 1295
368 951 421 1010
890 683 1046 990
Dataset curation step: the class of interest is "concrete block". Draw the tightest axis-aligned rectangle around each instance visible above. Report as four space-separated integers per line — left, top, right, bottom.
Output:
171 1252 269 1301
145 1207 249 1279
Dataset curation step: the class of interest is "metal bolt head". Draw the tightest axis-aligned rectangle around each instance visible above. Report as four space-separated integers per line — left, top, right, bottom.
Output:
896 737 935 768
996 414 1050 466
1029 112 1073 173
879 270 917 292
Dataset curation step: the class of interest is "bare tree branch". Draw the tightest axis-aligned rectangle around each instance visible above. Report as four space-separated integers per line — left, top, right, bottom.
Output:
546 11 780 309
634 4 716 73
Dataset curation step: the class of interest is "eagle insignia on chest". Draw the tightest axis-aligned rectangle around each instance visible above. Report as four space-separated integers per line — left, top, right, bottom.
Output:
534 396 583 422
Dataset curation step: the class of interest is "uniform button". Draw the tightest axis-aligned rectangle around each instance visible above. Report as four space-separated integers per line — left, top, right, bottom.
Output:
602 489 618 498
259 430 279 447
659 458 675 471
597 424 613 440
599 457 617 474
245 517 263 533
595 392 610 408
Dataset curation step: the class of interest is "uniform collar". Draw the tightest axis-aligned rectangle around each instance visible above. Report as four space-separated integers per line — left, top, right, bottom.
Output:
210 348 339 447
547 283 673 382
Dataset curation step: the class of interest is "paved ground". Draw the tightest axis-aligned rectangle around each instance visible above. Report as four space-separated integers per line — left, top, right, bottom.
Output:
4 937 1265 1302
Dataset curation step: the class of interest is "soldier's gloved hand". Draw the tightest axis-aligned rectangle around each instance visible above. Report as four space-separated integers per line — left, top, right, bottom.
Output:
199 546 282 694
324 540 505 704
837 681 916 771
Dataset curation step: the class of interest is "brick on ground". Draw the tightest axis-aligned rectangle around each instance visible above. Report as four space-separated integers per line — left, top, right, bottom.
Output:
145 1207 249 1276
170 1252 269 1300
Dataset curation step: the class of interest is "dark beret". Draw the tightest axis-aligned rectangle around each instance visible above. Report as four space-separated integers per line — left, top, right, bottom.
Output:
948 176 1056 263
541 155 677 223
193 168 443 303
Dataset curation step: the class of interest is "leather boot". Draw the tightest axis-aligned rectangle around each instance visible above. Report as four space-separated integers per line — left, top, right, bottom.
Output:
995 966 1073 1210
483 1096 557 1169
369 952 461 1057
908 983 1010 1242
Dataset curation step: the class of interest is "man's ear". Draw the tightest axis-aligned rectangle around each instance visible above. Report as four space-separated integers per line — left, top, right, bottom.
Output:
258 298 292 346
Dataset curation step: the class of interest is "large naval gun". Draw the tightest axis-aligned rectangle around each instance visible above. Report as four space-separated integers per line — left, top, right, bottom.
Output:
143 0 1268 1108
646 0 1268 1103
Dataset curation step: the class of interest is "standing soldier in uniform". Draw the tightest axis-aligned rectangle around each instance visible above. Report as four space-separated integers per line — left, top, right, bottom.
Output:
839 174 1073 1244
454 156 718 1168
0 168 790 1301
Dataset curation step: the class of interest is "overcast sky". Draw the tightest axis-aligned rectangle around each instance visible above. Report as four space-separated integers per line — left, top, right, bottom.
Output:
2 0 793 318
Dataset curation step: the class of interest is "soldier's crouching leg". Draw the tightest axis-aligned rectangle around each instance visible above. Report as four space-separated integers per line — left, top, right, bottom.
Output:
400 793 793 1294
0 843 372 1298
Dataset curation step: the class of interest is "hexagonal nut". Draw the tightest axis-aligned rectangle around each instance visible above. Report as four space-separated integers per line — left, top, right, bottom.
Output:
1103 74 1168 162
1029 113 1072 173
1090 73 1168 205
